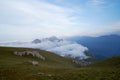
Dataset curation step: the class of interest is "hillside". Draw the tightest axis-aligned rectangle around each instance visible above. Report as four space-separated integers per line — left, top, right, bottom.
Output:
89 56 120 68
0 47 120 80
0 47 73 68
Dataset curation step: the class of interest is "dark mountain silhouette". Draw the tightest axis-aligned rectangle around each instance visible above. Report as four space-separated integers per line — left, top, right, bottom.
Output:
67 34 120 59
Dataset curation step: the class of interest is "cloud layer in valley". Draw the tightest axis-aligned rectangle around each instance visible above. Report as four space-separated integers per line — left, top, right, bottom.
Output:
0 37 88 59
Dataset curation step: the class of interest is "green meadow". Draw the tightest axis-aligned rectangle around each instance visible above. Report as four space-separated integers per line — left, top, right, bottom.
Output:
0 47 120 80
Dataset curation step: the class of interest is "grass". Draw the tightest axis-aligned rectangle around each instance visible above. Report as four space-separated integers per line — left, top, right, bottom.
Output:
0 47 120 80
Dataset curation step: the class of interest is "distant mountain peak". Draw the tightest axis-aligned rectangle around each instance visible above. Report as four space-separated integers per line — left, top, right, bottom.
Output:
41 36 63 42
48 36 59 40
32 39 41 44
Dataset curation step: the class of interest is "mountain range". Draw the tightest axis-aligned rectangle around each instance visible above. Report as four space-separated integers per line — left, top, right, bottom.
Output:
67 34 120 59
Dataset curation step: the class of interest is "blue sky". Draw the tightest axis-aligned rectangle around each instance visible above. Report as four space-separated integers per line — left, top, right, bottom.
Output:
0 0 120 41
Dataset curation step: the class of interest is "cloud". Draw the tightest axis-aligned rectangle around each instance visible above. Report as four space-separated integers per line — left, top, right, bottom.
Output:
86 0 108 11
83 21 120 36
0 0 80 37
47 43 88 59
88 0 105 6
0 0 73 24
112 22 120 30
0 0 119 41
109 21 120 34
97 21 120 35
0 37 88 59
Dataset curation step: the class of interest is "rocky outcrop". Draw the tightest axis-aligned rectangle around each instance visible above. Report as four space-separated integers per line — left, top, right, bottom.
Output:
28 60 39 66
14 51 45 60
73 59 91 67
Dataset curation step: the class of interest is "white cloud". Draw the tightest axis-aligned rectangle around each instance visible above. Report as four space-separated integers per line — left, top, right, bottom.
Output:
0 37 88 59
0 0 119 41
82 21 120 36
0 0 81 38
47 43 88 59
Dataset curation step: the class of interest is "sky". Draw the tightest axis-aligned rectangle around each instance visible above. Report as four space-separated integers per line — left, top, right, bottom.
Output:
0 0 120 41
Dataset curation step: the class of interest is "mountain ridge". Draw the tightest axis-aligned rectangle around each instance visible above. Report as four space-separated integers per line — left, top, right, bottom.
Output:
67 34 120 59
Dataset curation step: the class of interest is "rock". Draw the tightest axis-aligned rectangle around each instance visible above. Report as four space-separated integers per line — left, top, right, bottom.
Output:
14 50 45 60
28 60 39 66
73 59 91 67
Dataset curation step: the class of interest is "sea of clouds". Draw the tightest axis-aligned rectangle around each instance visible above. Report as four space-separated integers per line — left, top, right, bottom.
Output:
0 37 89 59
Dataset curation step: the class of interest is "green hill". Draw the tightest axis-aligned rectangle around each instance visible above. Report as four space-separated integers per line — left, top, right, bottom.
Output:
0 47 120 80
89 56 120 68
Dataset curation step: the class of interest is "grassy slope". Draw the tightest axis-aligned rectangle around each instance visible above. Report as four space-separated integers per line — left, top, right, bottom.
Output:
89 56 120 68
0 47 120 80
